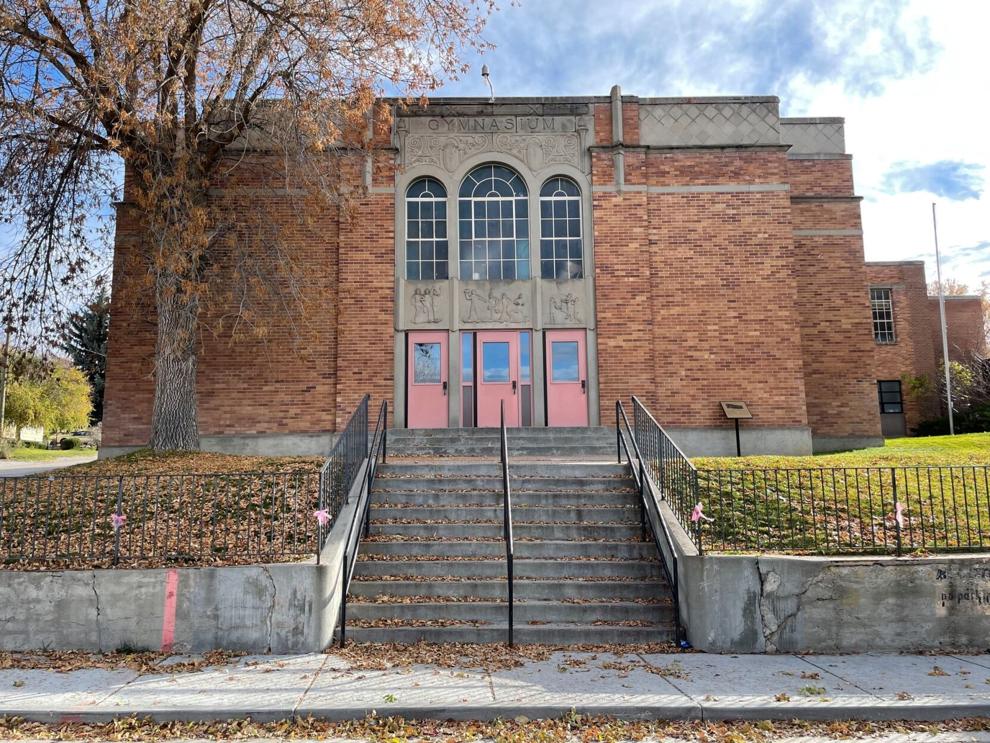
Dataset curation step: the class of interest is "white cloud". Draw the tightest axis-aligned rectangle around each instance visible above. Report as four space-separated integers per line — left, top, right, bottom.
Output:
441 0 989 288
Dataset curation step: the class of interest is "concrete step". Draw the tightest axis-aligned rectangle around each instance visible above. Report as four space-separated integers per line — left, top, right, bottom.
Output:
346 600 670 624
387 427 615 441
373 476 633 492
369 505 640 523
352 558 661 580
349 579 667 600
344 623 675 644
360 540 655 559
372 491 639 508
377 462 628 478
368 522 643 541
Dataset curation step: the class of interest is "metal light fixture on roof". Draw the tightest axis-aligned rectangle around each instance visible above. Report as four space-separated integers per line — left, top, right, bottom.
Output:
481 64 495 103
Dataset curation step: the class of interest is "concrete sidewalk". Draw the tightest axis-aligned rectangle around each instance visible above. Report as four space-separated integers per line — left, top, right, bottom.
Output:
2 651 990 722
0 453 96 477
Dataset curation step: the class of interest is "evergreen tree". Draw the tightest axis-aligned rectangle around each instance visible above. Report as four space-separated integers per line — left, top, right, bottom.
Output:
61 289 109 423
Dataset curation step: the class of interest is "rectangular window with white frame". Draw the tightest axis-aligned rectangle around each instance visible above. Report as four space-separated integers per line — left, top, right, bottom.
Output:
870 287 896 344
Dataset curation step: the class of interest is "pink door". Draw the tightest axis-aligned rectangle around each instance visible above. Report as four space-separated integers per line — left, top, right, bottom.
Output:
476 331 520 428
546 330 589 427
407 331 448 428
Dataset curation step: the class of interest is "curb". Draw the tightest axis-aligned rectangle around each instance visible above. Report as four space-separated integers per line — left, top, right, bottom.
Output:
2 701 987 724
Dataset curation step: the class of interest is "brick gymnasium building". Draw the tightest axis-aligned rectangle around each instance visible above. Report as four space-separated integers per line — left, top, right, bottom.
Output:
102 88 987 457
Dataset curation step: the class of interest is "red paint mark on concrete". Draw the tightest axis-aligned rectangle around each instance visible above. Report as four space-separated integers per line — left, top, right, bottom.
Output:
160 569 179 652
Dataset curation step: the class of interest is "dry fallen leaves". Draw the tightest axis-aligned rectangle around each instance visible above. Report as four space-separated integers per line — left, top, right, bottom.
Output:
0 650 244 673
0 714 988 742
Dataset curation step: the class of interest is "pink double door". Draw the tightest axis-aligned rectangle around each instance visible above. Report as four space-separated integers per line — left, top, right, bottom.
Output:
545 329 589 427
476 331 521 427
407 329 589 428
407 331 448 428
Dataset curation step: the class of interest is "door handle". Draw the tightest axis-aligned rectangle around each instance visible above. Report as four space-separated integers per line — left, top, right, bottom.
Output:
442 381 448 396
512 380 517 395
581 380 586 394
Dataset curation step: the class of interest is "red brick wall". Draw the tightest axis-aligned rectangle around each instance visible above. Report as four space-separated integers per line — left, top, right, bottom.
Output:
867 262 938 432
931 297 987 362
788 154 881 441
593 147 811 432
102 206 156 446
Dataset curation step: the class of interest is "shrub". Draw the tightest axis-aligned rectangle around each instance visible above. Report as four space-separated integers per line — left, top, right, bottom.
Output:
60 436 81 450
0 441 10 459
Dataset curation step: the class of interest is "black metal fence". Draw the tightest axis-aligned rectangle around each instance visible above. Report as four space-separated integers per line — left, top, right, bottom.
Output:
627 396 990 556
698 465 990 555
0 396 372 569
0 470 320 568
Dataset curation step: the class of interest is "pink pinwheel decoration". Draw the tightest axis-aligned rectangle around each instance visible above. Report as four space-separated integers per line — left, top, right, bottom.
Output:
691 502 714 523
894 501 906 529
110 513 127 530
314 509 331 527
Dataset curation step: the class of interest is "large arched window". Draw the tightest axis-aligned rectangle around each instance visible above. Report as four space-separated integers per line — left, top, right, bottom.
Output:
458 164 529 281
406 177 448 280
539 176 582 279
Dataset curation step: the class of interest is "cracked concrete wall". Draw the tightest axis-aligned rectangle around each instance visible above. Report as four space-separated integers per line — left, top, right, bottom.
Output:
0 562 335 654
680 553 990 653
0 459 365 654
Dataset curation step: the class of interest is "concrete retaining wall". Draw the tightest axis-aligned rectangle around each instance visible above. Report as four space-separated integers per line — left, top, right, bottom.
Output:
654 482 990 654
0 461 369 654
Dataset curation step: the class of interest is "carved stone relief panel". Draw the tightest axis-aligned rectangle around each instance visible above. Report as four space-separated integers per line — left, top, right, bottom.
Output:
459 281 532 327
404 280 450 328
397 115 590 174
542 279 587 327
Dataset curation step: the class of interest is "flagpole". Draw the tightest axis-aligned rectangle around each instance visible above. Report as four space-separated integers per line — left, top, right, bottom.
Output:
932 202 954 435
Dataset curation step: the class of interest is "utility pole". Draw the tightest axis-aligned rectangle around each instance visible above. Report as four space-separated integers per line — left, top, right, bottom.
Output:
932 202 954 435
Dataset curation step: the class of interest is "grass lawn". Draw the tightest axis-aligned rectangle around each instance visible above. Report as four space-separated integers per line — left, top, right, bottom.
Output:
693 431 990 469
1 446 97 462
1 449 328 570
683 433 990 555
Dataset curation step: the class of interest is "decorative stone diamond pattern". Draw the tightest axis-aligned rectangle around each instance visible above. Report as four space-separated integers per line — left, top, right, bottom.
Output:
780 122 846 155
639 102 780 147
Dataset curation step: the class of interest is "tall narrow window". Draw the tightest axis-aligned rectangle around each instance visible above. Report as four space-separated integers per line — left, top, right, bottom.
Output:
877 380 903 413
540 177 582 279
406 178 448 280
458 164 529 281
870 288 895 343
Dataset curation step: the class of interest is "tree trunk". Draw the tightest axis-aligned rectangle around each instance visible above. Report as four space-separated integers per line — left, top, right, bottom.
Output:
150 274 200 451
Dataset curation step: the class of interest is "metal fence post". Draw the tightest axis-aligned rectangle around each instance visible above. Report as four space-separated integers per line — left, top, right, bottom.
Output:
892 467 902 557
113 476 124 566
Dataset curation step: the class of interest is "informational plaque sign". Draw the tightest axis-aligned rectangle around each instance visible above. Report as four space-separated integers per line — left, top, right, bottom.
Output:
719 401 752 456
720 401 753 420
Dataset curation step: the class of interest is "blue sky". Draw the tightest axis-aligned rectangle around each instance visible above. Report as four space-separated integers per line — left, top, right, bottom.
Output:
435 0 989 290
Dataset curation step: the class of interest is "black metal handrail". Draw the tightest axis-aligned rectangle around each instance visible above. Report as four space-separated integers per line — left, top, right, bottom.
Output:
337 399 387 647
500 400 515 646
316 394 371 563
630 395 702 552
616 399 684 644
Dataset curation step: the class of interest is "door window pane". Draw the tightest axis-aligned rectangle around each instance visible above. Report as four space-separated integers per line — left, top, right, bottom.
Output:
877 380 903 413
520 332 531 383
413 342 441 384
551 341 580 382
482 342 510 382
461 333 474 383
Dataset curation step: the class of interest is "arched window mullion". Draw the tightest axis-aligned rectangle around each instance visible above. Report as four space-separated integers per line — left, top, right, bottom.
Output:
458 164 529 281
539 176 583 279
405 177 448 281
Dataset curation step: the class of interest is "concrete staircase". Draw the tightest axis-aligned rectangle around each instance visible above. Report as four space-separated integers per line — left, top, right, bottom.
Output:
386 426 616 459
345 458 677 644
